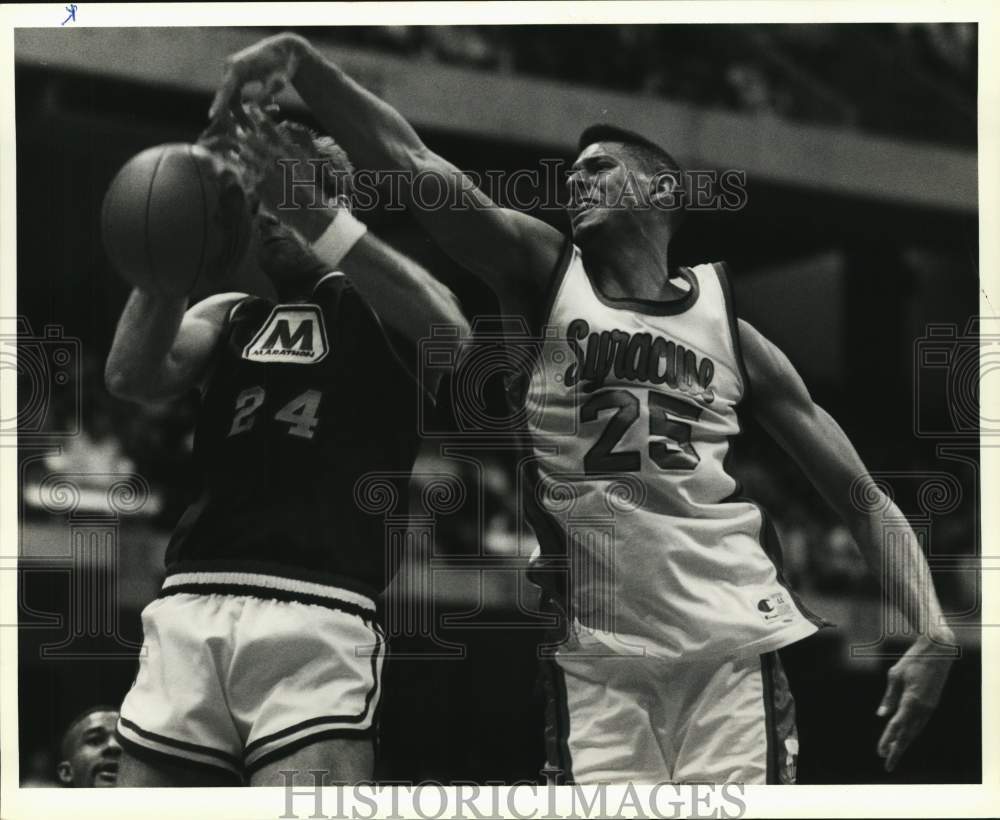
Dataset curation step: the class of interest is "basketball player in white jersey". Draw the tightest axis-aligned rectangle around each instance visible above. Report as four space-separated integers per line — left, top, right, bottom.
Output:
210 33 956 784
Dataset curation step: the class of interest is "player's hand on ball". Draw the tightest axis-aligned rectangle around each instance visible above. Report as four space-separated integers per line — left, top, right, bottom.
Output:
875 633 955 772
208 33 309 122
232 105 341 242
102 142 254 297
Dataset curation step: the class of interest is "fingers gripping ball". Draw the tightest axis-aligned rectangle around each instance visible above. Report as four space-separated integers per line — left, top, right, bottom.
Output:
101 143 252 297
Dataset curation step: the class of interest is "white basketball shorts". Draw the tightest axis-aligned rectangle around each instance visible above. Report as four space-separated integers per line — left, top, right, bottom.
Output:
116 570 386 782
541 622 799 785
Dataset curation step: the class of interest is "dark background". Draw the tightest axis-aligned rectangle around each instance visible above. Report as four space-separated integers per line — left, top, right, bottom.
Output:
13 24 981 785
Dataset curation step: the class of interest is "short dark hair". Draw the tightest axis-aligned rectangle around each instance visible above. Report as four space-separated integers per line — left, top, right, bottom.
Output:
578 124 683 176
578 124 687 227
59 705 118 760
276 120 355 202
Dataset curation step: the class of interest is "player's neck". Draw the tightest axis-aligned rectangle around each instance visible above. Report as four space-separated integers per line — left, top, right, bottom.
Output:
579 228 674 302
272 263 331 302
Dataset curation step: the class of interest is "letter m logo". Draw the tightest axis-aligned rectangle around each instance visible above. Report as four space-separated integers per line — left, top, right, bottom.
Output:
264 319 312 351
243 305 329 364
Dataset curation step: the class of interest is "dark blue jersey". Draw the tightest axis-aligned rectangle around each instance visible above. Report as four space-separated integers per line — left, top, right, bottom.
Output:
165 273 422 595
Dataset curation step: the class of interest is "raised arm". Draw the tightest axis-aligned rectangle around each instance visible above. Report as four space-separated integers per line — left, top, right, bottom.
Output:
315 220 469 396
209 33 565 314
105 289 244 406
326 227 469 347
738 318 956 772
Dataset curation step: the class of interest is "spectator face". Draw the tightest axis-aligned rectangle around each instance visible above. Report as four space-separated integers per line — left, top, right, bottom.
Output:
56 710 121 787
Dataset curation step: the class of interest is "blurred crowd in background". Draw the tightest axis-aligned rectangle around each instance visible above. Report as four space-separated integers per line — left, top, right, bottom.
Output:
312 23 976 146
14 21 981 785
19 20 979 591
22 348 970 599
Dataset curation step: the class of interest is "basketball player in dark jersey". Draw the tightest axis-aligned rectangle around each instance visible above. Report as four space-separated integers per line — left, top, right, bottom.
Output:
209 34 956 783
105 132 468 786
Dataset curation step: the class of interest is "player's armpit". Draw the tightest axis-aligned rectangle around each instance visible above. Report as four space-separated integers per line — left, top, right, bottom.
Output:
741 319 956 770
338 234 469 400
169 292 248 396
404 149 566 310
737 318 868 527
338 232 469 348
741 319 956 637
106 290 245 406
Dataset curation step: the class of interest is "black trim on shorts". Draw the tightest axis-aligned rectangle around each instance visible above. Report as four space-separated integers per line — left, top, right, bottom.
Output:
243 626 384 756
370 640 388 774
540 658 575 784
760 651 801 785
118 716 242 767
536 594 574 784
116 730 243 785
242 700 371 755
157 582 376 623
244 726 376 776
164 560 381 605
760 652 778 785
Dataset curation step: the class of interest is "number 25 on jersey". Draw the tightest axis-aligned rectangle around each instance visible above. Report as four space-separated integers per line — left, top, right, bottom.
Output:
582 388 703 474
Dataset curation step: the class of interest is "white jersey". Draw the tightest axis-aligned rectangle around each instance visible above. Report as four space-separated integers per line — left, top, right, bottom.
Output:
523 245 825 661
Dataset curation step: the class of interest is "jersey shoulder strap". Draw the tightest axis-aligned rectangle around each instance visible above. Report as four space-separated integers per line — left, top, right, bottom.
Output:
705 260 752 403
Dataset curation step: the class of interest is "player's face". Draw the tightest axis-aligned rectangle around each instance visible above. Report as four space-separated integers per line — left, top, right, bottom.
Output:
58 711 121 787
254 208 323 284
567 142 641 239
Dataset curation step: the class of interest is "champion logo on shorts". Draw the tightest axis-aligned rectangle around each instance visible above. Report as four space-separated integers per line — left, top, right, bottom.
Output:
756 591 793 623
243 305 329 364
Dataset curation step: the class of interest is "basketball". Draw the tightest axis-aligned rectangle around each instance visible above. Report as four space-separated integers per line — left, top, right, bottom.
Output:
101 143 253 297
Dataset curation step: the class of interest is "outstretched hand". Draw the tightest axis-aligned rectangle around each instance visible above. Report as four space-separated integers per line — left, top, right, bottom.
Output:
198 103 340 243
208 33 308 122
875 634 955 772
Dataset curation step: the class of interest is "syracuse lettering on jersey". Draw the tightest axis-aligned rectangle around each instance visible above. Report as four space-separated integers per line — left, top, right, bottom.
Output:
562 317 716 403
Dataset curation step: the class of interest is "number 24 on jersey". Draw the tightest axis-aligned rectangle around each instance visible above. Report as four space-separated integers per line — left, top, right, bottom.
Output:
228 387 322 440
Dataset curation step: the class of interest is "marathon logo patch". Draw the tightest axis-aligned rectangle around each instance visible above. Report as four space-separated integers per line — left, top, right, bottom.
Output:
243 305 329 364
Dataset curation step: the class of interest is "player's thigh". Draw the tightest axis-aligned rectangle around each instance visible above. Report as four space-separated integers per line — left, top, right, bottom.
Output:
234 599 385 777
117 747 238 787
116 594 246 786
248 736 374 787
671 651 797 784
547 646 669 784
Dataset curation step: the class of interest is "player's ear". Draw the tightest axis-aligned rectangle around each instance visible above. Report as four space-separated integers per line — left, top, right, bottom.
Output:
56 760 73 786
649 169 684 210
